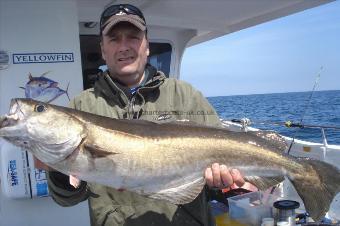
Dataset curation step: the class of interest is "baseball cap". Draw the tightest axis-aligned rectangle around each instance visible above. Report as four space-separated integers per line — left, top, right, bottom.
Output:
100 4 147 35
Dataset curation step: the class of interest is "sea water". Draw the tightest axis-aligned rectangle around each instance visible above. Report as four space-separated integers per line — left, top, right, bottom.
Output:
208 90 340 145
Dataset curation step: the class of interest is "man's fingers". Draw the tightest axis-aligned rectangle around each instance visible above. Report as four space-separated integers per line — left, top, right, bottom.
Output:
205 167 214 187
230 168 245 187
211 163 222 187
220 165 233 187
205 164 253 190
69 175 81 188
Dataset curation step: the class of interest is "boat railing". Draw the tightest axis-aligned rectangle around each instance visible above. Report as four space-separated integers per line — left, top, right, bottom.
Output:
221 118 340 153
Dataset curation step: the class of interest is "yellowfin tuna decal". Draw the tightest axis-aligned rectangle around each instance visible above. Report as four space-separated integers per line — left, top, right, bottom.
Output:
19 71 70 103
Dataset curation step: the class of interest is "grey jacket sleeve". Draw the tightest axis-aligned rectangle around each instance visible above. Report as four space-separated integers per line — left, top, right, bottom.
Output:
189 89 221 127
175 79 222 128
47 171 89 206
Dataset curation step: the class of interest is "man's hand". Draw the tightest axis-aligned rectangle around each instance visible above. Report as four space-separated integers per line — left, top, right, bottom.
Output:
204 163 257 191
34 157 81 188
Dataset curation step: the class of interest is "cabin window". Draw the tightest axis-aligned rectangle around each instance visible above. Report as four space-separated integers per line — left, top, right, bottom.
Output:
79 35 172 90
79 35 104 90
148 42 172 77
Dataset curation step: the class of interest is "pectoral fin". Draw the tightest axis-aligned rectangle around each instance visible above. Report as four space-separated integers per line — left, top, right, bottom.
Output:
84 143 118 158
148 177 206 205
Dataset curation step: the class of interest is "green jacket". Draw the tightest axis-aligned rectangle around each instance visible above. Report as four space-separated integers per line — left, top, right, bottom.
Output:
48 65 222 226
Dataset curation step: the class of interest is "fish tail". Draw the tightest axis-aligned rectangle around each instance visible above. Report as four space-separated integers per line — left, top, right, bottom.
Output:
289 159 340 221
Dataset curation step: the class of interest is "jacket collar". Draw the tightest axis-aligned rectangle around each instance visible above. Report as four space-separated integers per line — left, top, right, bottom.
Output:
94 64 166 106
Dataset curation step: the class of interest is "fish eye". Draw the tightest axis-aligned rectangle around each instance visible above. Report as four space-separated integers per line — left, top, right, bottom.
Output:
35 104 46 113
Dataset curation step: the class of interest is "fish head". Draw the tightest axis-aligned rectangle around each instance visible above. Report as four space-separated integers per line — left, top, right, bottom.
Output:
27 76 58 88
0 98 85 164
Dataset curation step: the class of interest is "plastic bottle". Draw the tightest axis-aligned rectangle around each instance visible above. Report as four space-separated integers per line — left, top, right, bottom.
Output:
273 200 300 226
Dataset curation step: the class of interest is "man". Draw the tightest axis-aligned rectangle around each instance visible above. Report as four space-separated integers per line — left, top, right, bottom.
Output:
44 4 250 226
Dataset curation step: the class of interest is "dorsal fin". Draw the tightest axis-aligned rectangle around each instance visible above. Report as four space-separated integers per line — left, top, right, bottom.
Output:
40 71 51 77
248 130 288 153
168 119 202 126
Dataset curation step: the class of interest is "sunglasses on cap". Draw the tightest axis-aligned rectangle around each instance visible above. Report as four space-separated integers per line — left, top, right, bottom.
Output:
100 4 146 28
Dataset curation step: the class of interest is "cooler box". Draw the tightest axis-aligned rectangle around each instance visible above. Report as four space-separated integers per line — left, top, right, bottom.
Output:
228 191 278 226
0 140 49 199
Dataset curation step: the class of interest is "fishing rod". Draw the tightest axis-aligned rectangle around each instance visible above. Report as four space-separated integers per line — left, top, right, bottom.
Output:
229 67 333 153
286 66 323 154
230 118 340 130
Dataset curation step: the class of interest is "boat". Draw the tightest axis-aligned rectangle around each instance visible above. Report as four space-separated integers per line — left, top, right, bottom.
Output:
0 0 338 225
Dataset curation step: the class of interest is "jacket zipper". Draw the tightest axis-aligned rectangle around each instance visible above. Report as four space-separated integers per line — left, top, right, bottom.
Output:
126 80 162 119
128 95 137 119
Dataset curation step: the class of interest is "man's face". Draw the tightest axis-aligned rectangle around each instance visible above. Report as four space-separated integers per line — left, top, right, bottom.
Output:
101 22 149 87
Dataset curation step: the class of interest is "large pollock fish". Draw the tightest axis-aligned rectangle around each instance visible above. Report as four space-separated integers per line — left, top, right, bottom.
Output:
0 98 339 221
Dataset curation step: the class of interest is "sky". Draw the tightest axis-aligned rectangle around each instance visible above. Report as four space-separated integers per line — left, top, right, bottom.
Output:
180 1 340 97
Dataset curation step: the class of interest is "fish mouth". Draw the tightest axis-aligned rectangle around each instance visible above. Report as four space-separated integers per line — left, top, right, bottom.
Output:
0 99 24 129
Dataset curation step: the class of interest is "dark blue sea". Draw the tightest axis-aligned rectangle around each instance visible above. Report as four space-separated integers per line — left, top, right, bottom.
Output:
208 90 340 145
